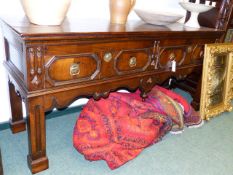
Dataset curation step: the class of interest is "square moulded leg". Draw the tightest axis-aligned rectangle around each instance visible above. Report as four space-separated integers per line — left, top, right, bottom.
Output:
26 96 49 174
8 81 26 133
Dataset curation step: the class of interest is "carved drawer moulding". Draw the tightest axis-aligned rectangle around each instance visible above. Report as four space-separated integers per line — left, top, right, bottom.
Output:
152 43 204 70
200 43 233 120
158 45 188 68
114 48 151 75
45 53 100 86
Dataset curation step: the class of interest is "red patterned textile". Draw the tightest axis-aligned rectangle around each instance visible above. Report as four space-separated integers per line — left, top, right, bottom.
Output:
150 86 202 127
73 86 202 169
73 92 172 169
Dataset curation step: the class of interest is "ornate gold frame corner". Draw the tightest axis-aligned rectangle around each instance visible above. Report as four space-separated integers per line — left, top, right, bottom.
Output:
200 43 233 120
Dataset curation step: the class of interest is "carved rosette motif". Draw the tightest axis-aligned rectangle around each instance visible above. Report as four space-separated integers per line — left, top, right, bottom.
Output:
28 46 44 89
202 45 233 120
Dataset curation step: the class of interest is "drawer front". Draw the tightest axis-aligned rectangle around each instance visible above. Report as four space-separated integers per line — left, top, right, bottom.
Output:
114 48 151 75
39 39 206 89
159 46 186 69
45 53 100 86
155 44 204 70
43 41 154 88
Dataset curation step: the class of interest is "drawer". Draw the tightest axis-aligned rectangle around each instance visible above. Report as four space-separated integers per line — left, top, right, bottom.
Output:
44 41 154 88
43 40 204 88
159 46 185 67
114 48 151 75
27 40 206 90
157 44 204 70
45 53 100 86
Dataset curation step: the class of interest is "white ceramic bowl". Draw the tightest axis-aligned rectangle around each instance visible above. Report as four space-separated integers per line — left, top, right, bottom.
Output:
20 0 72 25
134 9 183 26
179 2 214 13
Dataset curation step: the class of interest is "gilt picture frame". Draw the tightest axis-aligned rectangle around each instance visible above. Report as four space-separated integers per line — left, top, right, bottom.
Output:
200 43 233 120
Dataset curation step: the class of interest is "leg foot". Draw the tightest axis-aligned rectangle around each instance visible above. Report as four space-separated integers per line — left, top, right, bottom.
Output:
10 119 26 133
27 155 49 174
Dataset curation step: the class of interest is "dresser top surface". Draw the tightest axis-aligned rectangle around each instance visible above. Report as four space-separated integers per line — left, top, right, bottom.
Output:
0 16 224 40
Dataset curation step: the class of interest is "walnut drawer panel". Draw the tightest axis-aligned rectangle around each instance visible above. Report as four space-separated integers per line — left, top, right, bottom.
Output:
45 53 100 86
156 44 204 70
44 47 151 87
158 46 186 69
114 48 151 75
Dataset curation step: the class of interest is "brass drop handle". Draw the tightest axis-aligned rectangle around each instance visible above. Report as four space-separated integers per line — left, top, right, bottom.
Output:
169 52 176 60
104 52 112 62
70 63 80 76
129 56 137 67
